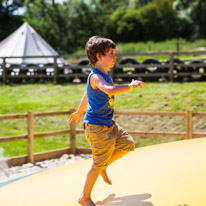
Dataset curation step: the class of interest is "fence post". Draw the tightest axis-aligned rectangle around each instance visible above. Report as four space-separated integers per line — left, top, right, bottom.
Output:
186 109 193 139
110 66 115 82
53 56 58 84
169 53 174 82
70 108 76 154
27 111 34 163
2 58 7 84
176 38 180 53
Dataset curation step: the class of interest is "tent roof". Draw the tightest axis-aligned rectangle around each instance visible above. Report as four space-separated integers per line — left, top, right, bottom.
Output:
0 22 66 64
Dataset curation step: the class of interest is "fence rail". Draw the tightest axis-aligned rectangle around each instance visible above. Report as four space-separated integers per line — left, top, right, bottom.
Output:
0 51 206 84
0 109 206 166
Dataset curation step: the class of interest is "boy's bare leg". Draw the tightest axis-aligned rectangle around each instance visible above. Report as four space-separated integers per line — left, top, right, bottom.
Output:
100 149 128 185
79 166 100 206
79 150 128 205
100 168 112 185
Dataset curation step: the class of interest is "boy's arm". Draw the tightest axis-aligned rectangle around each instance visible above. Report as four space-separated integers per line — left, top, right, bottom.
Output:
91 74 146 95
69 91 88 124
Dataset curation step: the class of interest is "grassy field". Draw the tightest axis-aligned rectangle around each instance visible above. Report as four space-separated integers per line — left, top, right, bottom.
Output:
116 39 206 53
72 39 206 65
75 39 206 54
0 82 206 157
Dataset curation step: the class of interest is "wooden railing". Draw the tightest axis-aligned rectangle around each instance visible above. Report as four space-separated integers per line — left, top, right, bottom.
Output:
0 109 89 166
115 110 206 139
0 109 206 166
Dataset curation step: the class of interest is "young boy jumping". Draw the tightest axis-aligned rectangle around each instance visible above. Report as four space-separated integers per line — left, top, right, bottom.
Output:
69 36 146 206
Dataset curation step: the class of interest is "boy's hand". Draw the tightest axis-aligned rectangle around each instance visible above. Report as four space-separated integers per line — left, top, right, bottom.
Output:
130 79 146 89
69 111 83 124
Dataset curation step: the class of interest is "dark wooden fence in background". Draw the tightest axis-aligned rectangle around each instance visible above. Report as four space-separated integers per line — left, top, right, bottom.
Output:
0 109 205 166
0 51 206 84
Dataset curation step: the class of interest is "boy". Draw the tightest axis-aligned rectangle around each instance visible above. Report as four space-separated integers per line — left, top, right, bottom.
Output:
69 36 146 206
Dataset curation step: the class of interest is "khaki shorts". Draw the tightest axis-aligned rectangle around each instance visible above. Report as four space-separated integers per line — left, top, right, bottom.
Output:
84 121 134 170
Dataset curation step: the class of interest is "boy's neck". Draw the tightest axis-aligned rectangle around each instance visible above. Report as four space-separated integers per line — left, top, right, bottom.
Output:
94 63 108 74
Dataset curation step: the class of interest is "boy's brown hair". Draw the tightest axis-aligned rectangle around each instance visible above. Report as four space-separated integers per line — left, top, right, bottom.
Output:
85 36 116 65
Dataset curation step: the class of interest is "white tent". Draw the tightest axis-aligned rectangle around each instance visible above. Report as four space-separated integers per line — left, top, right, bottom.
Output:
0 22 66 64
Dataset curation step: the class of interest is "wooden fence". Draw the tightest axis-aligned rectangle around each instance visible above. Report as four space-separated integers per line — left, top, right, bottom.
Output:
0 51 206 84
0 109 206 166
0 109 90 166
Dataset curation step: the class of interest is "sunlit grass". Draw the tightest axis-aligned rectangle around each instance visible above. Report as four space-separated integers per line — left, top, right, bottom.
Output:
0 82 206 157
75 38 206 54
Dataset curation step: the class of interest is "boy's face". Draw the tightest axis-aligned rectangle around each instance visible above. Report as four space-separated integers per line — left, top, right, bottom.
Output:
98 48 116 69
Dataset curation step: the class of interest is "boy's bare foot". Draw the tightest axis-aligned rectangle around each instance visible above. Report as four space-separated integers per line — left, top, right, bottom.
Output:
78 197 99 206
100 169 112 185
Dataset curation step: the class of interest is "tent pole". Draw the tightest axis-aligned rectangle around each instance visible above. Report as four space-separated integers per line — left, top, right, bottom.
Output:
53 56 58 84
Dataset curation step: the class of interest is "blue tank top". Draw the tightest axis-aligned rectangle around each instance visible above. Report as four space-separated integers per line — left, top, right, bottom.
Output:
84 68 114 126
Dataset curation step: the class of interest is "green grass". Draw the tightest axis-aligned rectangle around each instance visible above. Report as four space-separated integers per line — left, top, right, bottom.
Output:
0 82 206 157
115 82 206 112
75 38 206 54
0 84 85 114
73 38 206 64
116 39 206 53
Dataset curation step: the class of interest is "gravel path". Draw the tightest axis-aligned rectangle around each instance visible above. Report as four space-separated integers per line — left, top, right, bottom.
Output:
0 154 92 184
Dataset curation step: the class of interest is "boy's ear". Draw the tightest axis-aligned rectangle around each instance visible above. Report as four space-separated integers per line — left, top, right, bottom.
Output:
96 53 102 60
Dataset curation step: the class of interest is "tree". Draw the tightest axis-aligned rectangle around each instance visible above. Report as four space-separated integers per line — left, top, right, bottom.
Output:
136 0 179 41
0 0 24 41
130 0 154 8
137 2 164 41
106 0 179 43
90 0 130 12
191 1 206 40
107 6 143 42
154 0 178 39
23 0 113 53
173 0 204 40
23 0 78 53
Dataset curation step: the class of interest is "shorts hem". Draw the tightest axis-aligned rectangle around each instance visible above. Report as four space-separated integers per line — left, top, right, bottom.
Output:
116 145 135 152
92 164 108 170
